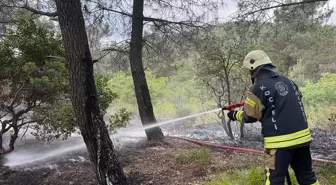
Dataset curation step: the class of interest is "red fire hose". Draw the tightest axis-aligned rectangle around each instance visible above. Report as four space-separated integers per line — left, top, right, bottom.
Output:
169 136 336 165
222 101 245 111
122 135 336 164
218 102 336 164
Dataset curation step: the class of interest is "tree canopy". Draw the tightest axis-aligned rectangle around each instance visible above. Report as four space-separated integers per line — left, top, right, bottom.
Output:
0 18 128 154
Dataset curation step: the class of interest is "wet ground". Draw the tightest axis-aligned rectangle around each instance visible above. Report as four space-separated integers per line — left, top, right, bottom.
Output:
0 137 265 185
1 120 336 185
166 121 336 159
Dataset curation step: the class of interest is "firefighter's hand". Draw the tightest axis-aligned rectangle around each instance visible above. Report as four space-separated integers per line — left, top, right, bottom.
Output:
227 111 237 121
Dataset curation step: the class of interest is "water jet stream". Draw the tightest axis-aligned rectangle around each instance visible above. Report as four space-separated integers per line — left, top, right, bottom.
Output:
4 108 222 167
139 108 222 131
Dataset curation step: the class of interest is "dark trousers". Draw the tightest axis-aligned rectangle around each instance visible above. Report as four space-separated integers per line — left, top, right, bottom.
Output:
265 145 319 185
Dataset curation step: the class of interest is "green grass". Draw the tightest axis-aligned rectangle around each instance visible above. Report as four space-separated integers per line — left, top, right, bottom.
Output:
203 166 307 185
203 166 262 185
203 166 267 185
176 147 212 170
203 164 336 185
315 163 336 185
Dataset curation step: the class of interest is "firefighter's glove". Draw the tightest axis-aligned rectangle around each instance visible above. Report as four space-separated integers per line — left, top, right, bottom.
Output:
227 111 238 121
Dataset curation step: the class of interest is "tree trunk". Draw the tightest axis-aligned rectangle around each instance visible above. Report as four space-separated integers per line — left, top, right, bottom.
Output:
8 118 18 152
224 71 234 139
0 132 4 153
240 123 245 139
0 134 2 150
0 123 5 150
0 119 18 154
129 0 164 140
222 117 234 140
55 1 128 184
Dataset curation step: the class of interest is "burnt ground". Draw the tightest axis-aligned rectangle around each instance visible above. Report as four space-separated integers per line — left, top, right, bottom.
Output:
0 122 336 185
0 137 265 185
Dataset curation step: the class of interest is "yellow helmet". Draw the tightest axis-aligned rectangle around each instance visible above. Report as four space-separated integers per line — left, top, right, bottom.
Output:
242 50 272 70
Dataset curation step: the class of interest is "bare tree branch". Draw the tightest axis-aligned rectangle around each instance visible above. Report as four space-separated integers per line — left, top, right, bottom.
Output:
97 5 132 17
17 120 35 128
0 1 57 17
10 83 25 107
20 122 30 141
96 3 205 28
0 111 9 120
3 124 12 133
2 118 13 126
244 0 329 16
143 17 205 28
0 19 18 24
14 104 33 118
102 47 129 54
46 55 65 61
21 1 57 17
206 79 224 97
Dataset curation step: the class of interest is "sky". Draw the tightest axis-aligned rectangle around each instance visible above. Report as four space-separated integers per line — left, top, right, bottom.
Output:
328 0 336 24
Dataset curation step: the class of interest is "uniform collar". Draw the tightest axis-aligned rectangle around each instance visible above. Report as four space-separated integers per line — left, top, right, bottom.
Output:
251 64 279 83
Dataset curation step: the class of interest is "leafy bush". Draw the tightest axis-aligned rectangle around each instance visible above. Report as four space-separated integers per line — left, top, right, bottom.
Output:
95 75 118 114
107 69 213 123
0 18 130 145
301 73 336 107
176 148 212 170
300 73 336 125
289 60 310 87
109 108 132 132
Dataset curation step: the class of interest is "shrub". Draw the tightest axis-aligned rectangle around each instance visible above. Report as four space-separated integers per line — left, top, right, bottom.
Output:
301 73 336 125
107 70 213 122
301 73 336 107
109 108 132 132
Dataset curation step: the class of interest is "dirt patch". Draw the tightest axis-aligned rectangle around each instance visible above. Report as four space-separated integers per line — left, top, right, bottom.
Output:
1 124 336 185
0 162 97 185
0 137 262 185
310 128 336 158
122 138 263 185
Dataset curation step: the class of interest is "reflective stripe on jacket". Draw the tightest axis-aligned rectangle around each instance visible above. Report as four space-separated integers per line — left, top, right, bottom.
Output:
236 64 311 149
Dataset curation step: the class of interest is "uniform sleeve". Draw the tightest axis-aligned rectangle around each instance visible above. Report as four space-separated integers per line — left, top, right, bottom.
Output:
235 89 265 123
292 81 302 98
298 88 303 98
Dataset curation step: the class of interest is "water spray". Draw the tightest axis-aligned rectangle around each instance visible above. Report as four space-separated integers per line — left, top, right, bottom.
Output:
139 108 223 131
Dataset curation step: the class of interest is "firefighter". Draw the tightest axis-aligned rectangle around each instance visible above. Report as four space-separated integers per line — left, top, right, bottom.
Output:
225 50 319 185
